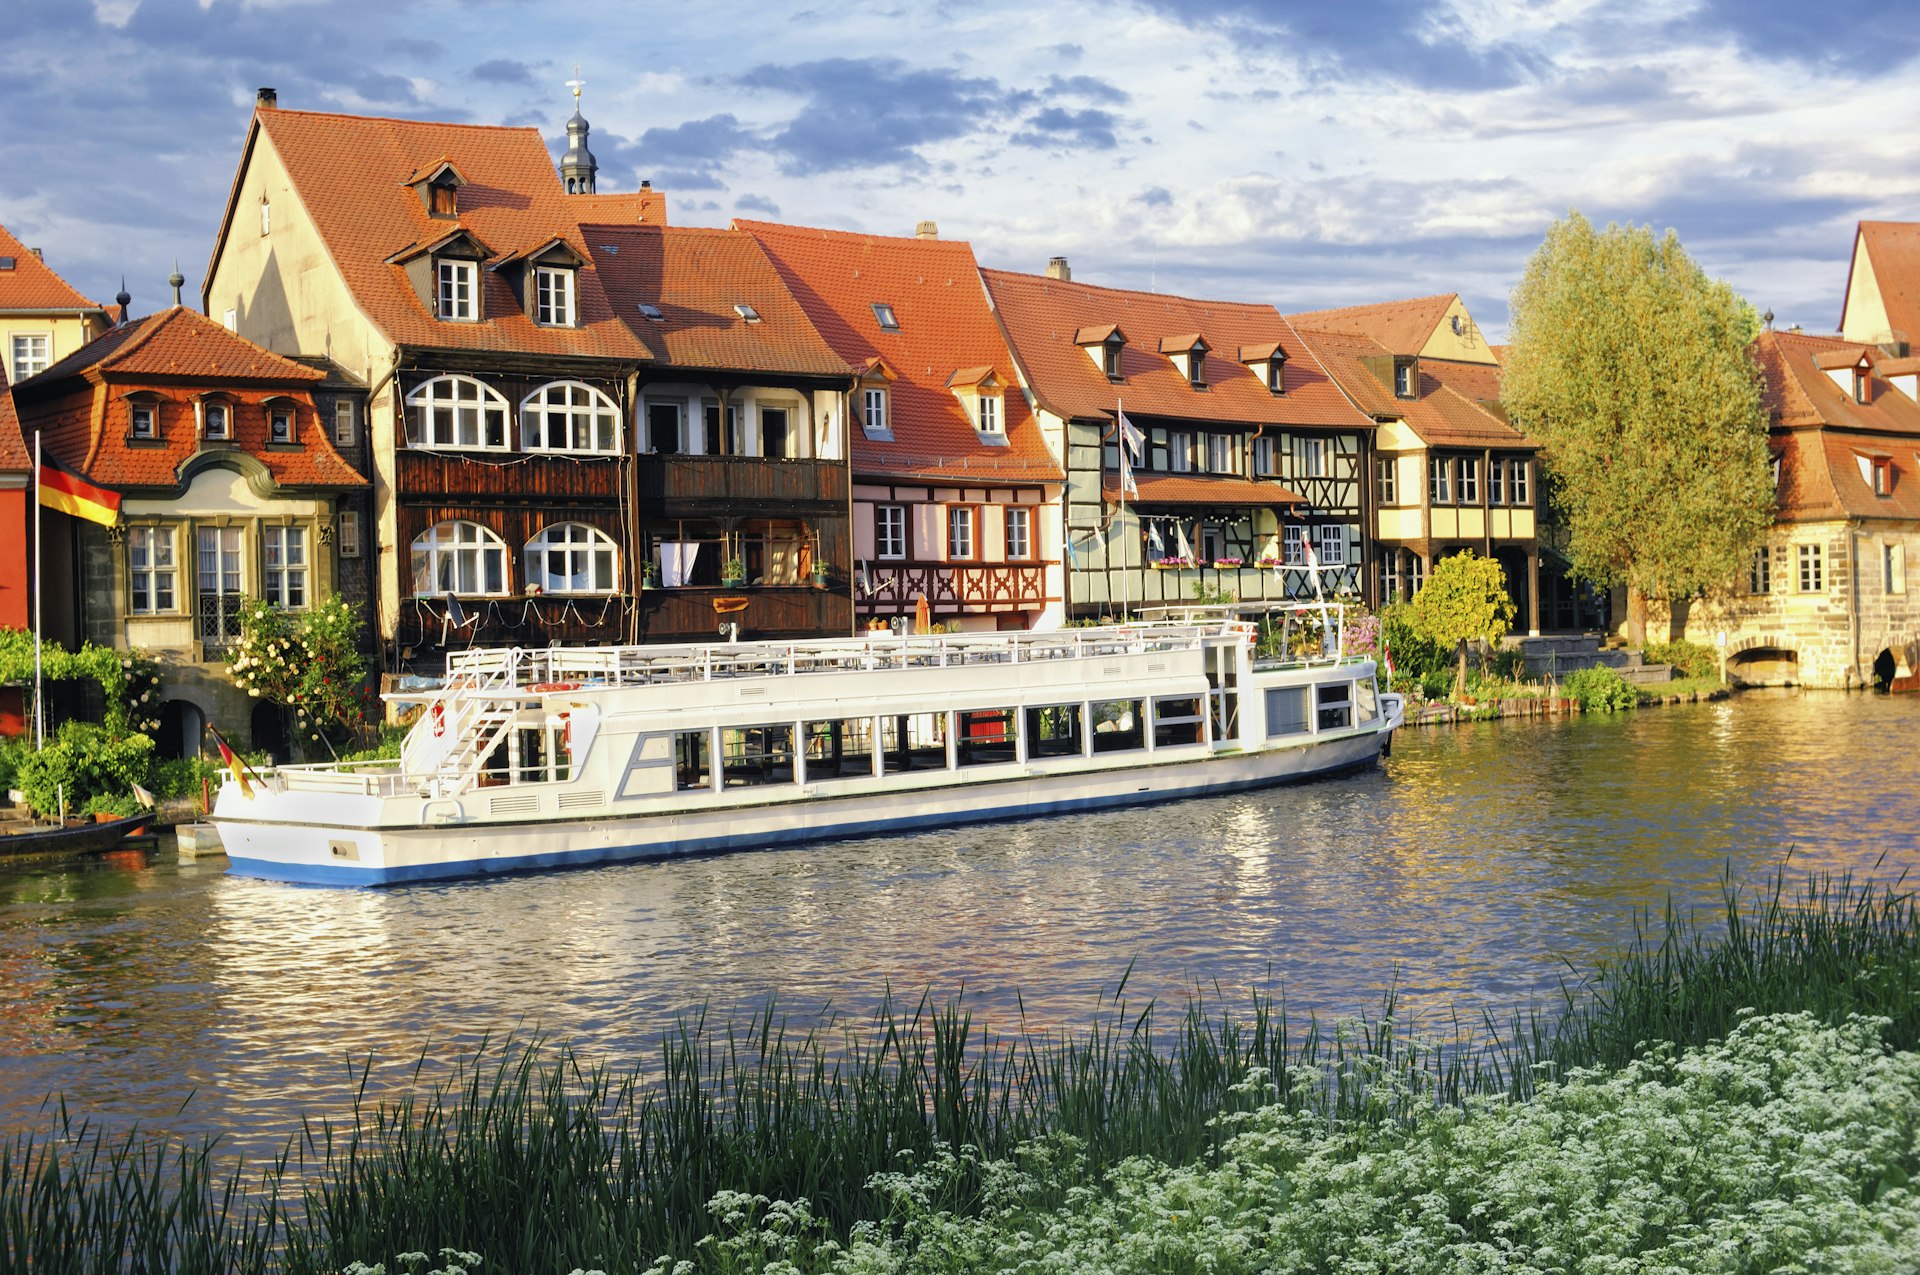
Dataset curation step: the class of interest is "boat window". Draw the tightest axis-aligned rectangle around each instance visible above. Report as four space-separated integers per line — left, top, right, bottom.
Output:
516 724 571 784
956 708 1018 766
1265 686 1310 737
1355 678 1378 724
676 730 713 791
1025 703 1084 759
1317 683 1352 731
619 734 677 799
803 718 876 779
722 724 796 787
1091 700 1144 753
1152 696 1205 747
881 713 948 774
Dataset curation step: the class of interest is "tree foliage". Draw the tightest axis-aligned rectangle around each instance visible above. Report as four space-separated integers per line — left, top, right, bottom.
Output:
227 595 373 755
1502 212 1774 618
1407 551 1516 694
0 629 160 736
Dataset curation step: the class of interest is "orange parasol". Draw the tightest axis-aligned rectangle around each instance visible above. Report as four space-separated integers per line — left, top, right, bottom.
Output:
914 594 930 635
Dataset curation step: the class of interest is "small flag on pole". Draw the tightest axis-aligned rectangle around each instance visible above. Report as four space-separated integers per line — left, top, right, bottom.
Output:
1302 530 1324 599
130 782 156 810
1116 402 1142 499
38 454 121 527
207 724 256 800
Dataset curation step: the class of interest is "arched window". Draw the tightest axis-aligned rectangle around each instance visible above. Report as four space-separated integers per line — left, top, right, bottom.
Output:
525 522 618 594
412 520 508 596
521 381 619 454
406 375 509 450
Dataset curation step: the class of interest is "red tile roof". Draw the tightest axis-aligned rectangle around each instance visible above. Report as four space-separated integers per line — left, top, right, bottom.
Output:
1285 294 1456 356
981 269 1369 430
0 364 26 472
225 109 655 363
0 223 102 314
1100 472 1305 506
1751 330 1920 523
19 309 364 491
1291 327 1535 449
587 225 848 377
738 221 1062 483
1849 221 1920 344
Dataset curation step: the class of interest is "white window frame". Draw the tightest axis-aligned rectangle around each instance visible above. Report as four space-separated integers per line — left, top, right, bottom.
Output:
1300 437 1326 478
525 522 618 595
1429 456 1451 504
128 526 176 614
10 333 50 382
412 520 509 597
948 505 976 560
338 510 362 559
1317 524 1346 566
201 400 232 441
1282 524 1305 566
1377 456 1397 505
407 375 511 451
1748 547 1770 595
1168 430 1194 473
875 505 907 560
1488 459 1506 505
1005 506 1031 561
129 400 158 440
975 393 1002 435
262 525 309 609
268 404 295 444
534 266 576 326
1797 543 1824 593
862 386 890 436
521 380 619 454
436 258 478 321
1510 459 1530 505
1206 433 1235 474
1886 542 1907 595
1394 360 1416 398
332 399 356 447
1253 436 1278 476
1458 457 1479 504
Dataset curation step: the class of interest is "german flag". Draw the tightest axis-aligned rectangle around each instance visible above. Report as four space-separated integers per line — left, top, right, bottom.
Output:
38 455 121 527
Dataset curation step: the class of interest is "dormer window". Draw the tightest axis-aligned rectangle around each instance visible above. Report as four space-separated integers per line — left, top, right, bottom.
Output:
872 302 899 331
438 259 477 320
1076 325 1128 381
1394 358 1417 399
863 386 889 435
534 266 576 326
127 396 161 441
1874 457 1892 495
199 399 232 441
268 403 296 444
406 160 467 219
1159 334 1209 389
948 366 1006 441
1854 370 1870 404
1240 342 1288 395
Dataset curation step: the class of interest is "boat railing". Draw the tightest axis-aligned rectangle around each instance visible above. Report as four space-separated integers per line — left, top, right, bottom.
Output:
437 621 1262 695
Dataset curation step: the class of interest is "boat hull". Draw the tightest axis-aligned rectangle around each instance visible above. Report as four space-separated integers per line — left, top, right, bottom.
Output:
221 729 1386 886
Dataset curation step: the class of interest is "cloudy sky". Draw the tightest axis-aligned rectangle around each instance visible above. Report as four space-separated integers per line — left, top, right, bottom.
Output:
3 0 1915 340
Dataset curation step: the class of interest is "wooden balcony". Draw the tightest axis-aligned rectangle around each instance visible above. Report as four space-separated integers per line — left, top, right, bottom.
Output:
635 455 849 516
398 593 630 652
398 451 623 502
637 585 853 643
859 561 1052 615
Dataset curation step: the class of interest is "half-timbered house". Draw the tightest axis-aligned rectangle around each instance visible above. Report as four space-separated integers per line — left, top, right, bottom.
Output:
203 90 663 667
983 262 1371 618
10 305 368 755
1288 295 1566 630
743 221 1065 631
589 224 855 641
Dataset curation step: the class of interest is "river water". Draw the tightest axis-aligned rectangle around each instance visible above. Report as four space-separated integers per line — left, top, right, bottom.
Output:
1 689 1915 1154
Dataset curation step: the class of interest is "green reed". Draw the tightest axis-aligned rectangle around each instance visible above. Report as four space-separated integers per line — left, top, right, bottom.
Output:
5 865 1918 1274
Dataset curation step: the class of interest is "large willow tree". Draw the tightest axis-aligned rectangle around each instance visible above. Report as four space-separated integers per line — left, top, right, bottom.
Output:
1503 213 1773 643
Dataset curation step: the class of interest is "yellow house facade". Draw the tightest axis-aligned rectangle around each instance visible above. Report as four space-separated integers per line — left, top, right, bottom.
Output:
0 223 108 386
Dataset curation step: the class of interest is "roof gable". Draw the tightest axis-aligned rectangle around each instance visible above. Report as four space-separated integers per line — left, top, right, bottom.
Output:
1844 221 1920 349
0 223 102 315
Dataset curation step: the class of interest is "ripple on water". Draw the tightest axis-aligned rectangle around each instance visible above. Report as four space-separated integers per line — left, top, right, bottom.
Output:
0 689 1914 1152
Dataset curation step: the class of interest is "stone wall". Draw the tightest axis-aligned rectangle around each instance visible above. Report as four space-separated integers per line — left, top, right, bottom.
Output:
1674 518 1920 688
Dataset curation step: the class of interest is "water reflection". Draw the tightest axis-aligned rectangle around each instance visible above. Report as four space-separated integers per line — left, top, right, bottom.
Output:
0 689 1914 1154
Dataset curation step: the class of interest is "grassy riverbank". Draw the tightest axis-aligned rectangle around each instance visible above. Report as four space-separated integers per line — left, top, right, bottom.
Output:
5 870 1918 1273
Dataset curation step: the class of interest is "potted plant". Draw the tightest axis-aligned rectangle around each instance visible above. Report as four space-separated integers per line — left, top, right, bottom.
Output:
642 561 660 589
811 563 831 588
721 559 747 587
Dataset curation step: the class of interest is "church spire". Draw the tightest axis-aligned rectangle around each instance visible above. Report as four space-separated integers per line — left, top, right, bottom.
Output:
559 68 597 195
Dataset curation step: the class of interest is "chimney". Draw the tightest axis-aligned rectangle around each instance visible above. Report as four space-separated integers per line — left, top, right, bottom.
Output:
641 179 651 189
1046 256 1071 281
256 87 278 110
28 247 42 260
915 220 938 239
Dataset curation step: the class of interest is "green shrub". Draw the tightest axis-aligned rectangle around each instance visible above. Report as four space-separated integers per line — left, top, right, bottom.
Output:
13 721 156 815
1379 604 1452 679
1645 638 1721 680
149 755 226 802
339 723 409 763
1563 665 1638 712
1418 669 1451 701
0 735 33 795
79 792 143 819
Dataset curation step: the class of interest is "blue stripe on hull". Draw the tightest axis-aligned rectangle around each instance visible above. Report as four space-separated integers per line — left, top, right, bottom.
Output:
225 751 1382 887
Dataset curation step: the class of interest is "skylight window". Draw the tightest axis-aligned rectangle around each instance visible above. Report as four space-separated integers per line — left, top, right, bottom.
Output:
734 303 761 323
637 303 664 322
872 302 899 331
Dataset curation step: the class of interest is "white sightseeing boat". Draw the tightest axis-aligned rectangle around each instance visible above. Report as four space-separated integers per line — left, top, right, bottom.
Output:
213 603 1403 886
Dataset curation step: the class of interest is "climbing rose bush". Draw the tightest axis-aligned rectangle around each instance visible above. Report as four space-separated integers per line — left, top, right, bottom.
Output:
227 594 372 748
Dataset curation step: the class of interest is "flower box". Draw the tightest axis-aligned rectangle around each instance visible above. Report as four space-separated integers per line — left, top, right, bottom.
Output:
1211 558 1244 568
1152 557 1197 569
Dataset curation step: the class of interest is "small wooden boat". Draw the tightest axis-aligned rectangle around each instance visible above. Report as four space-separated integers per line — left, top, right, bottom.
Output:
0 813 154 861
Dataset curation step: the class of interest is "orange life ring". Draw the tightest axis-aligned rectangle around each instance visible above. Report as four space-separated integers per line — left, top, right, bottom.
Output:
530 681 581 693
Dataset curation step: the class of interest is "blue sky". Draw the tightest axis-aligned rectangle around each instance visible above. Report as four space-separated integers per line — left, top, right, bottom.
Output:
2 0 1914 340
